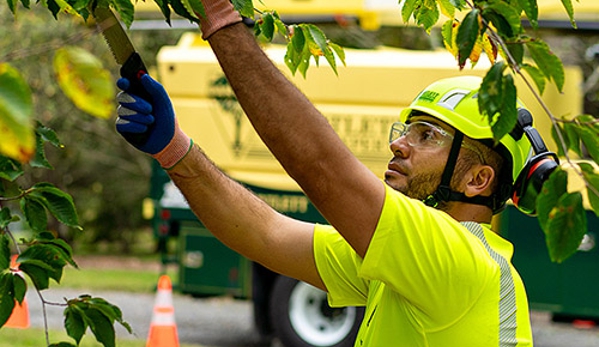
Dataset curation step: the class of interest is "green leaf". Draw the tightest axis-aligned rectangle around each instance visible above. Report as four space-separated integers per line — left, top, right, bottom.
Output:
329 42 346 67
579 162 599 217
12 274 26 304
0 63 35 163
259 13 275 41
290 25 305 54
559 0 577 29
522 63 546 94
53 47 115 119
19 243 67 284
414 0 439 33
505 40 524 66
168 0 200 23
112 0 135 28
436 0 455 18
20 196 48 232
30 183 80 229
64 305 87 345
526 39 565 93
0 235 10 271
0 273 16 328
479 61 507 122
86 307 117 347
0 156 23 181
273 13 287 39
19 262 50 290
491 74 518 142
482 3 521 39
231 0 254 18
152 0 172 25
518 0 539 29
544 192 586 263
564 120 582 156
305 24 337 75
576 118 599 164
456 9 480 69
537 168 568 232
401 0 418 23
36 232 78 269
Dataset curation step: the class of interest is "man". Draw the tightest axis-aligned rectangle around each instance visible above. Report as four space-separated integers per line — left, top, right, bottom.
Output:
115 0 535 345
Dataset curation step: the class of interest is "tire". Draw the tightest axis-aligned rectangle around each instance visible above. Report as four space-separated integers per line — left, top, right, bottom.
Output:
269 275 364 347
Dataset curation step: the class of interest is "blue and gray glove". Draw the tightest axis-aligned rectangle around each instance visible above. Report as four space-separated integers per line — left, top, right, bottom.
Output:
116 74 191 168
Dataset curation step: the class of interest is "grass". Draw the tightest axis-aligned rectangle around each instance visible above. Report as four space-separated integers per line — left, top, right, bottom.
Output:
0 327 203 347
60 266 178 293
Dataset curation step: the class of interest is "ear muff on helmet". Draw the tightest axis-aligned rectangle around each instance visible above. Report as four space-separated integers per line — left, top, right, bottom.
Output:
511 108 560 215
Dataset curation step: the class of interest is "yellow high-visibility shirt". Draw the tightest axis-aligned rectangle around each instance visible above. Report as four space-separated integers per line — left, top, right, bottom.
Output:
314 185 533 346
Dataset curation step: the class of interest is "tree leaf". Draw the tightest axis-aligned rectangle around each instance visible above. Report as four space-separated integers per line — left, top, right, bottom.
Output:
0 63 35 163
0 235 10 271
479 61 506 122
231 0 254 18
414 0 440 33
401 0 418 23
290 25 305 54
537 167 568 232
259 12 275 41
85 307 117 347
0 273 15 328
491 73 518 142
456 9 480 69
518 0 539 29
559 0 577 29
64 305 87 345
30 183 81 229
482 1 522 39
521 63 546 94
19 263 50 290
19 243 67 284
12 274 26 304
544 192 586 263
152 0 172 25
53 46 114 119
20 196 48 232
112 0 135 28
526 39 565 93
0 156 23 181
564 120 582 156
436 0 455 18
441 19 458 56
168 0 199 23
579 162 599 217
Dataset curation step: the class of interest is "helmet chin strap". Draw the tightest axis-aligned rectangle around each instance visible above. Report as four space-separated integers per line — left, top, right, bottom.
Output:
423 131 497 210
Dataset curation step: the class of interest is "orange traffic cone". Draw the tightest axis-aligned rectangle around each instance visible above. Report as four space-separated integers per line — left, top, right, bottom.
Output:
6 255 30 329
146 275 179 347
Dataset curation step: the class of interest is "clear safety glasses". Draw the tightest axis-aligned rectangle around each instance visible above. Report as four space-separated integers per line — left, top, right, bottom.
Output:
388 121 454 148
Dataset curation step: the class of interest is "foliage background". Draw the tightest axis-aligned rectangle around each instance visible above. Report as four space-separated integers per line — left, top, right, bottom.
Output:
2 5 599 253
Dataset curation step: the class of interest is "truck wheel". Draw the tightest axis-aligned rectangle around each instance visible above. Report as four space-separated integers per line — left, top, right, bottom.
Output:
270 276 363 347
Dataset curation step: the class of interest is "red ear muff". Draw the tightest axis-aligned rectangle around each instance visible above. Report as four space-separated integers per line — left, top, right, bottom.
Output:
512 153 559 215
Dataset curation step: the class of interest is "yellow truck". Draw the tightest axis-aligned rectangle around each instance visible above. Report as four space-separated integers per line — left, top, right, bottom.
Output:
142 1 599 346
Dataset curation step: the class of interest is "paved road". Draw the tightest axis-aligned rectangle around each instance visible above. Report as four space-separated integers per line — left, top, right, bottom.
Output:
26 288 599 347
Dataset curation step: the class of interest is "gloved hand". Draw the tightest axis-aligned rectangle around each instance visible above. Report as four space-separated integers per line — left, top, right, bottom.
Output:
116 74 191 169
198 0 242 39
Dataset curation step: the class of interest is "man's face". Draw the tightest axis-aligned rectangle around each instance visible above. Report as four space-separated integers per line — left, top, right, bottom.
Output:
384 116 454 200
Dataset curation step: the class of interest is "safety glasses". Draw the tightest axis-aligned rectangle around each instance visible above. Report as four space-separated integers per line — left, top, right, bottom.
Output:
388 121 454 148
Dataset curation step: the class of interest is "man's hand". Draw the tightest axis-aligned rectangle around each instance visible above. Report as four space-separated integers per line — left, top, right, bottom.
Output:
116 74 191 168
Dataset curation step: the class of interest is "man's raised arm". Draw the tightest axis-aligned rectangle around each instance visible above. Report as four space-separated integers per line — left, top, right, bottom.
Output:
204 21 386 257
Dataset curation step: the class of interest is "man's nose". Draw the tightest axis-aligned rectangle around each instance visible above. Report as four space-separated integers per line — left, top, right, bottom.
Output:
389 136 410 158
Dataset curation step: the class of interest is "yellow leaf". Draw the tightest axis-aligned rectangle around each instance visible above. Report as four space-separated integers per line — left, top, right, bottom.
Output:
481 33 496 65
0 63 35 163
53 46 114 119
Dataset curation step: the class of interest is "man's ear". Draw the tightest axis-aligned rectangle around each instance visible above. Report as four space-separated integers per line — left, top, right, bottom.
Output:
464 164 495 197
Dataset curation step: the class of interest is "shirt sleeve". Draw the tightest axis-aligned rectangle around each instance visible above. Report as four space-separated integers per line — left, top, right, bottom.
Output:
313 224 369 307
359 185 496 318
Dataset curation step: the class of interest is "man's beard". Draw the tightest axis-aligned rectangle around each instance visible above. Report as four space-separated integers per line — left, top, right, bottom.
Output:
386 171 443 201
